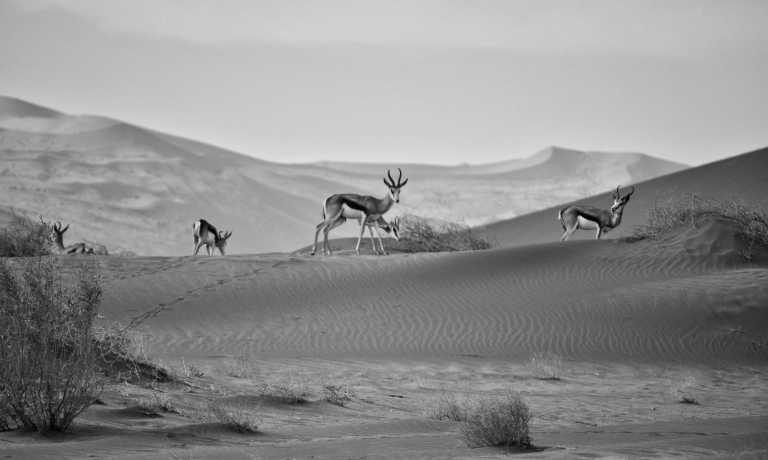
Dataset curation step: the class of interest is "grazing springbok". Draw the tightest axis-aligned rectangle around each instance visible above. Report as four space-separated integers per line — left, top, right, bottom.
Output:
193 219 232 256
558 185 635 241
312 168 408 256
319 205 401 255
51 222 87 255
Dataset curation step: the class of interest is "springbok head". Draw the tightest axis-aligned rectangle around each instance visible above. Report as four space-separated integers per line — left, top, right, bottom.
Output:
610 186 635 212
51 221 69 241
216 230 233 255
383 168 408 203
388 216 401 241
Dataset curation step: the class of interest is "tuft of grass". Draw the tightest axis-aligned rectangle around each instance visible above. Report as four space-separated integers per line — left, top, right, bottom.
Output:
0 257 103 433
323 384 355 407
256 382 311 404
431 393 469 422
93 326 173 384
460 392 533 451
670 375 701 406
632 196 768 259
209 400 260 433
135 391 179 416
527 352 563 381
0 212 53 257
396 214 491 253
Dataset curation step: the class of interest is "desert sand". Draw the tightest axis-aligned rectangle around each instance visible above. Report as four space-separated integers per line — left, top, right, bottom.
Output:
2 215 767 459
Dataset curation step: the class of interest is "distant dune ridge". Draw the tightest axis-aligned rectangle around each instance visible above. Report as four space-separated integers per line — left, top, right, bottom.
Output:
0 95 685 255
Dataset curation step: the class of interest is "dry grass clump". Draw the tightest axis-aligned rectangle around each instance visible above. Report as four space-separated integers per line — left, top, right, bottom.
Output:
256 381 311 404
0 257 102 433
633 196 768 258
0 213 52 257
397 214 491 253
135 391 179 416
431 393 469 422
209 400 260 433
527 352 563 381
670 375 701 406
323 384 355 407
460 392 533 451
94 326 172 384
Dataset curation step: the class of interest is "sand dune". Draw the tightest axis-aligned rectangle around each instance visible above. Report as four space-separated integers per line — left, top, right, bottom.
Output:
88 216 768 365
479 146 768 247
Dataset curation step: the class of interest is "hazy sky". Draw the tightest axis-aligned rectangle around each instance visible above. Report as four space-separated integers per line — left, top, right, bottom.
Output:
1 0 766 165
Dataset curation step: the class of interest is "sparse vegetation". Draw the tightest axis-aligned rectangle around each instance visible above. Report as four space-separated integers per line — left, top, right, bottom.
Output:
527 352 563 381
209 400 260 433
135 391 179 416
670 375 701 406
94 326 173 384
396 214 491 252
460 392 533 451
431 393 468 422
323 384 355 407
632 196 768 259
256 381 311 404
0 212 53 257
0 257 102 432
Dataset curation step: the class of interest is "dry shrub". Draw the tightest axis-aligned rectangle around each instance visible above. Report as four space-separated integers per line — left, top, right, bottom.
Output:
209 400 260 433
461 392 532 450
633 196 768 259
398 214 491 253
0 212 52 257
323 384 355 407
0 257 102 432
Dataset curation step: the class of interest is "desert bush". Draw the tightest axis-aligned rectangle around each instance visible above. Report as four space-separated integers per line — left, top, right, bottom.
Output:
461 392 533 450
670 375 700 406
633 196 768 258
323 384 355 407
0 212 52 257
397 214 491 253
209 400 260 433
0 257 102 432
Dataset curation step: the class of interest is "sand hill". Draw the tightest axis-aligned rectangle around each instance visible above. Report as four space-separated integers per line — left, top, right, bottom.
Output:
479 146 768 247
0 95 685 255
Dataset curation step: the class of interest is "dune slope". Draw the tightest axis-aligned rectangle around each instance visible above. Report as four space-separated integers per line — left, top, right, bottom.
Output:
93 217 768 365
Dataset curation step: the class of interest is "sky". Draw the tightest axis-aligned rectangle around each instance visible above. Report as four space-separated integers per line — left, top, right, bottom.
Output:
1 0 767 166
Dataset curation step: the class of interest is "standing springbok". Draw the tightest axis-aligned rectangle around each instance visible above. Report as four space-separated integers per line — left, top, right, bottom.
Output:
51 222 87 255
193 219 232 256
558 186 635 241
311 168 408 256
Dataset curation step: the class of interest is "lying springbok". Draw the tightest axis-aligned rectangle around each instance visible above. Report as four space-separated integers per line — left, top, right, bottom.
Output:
558 185 635 241
193 219 232 256
51 222 87 255
312 168 408 256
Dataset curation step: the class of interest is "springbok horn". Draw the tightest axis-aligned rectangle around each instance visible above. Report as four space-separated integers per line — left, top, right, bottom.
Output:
387 169 395 187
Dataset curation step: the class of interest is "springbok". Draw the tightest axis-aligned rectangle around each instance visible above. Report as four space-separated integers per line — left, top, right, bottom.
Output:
312 168 408 256
193 219 232 256
319 206 401 255
51 222 87 255
558 185 635 241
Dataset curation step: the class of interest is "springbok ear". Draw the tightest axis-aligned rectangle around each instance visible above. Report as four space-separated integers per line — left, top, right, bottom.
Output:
224 231 232 240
